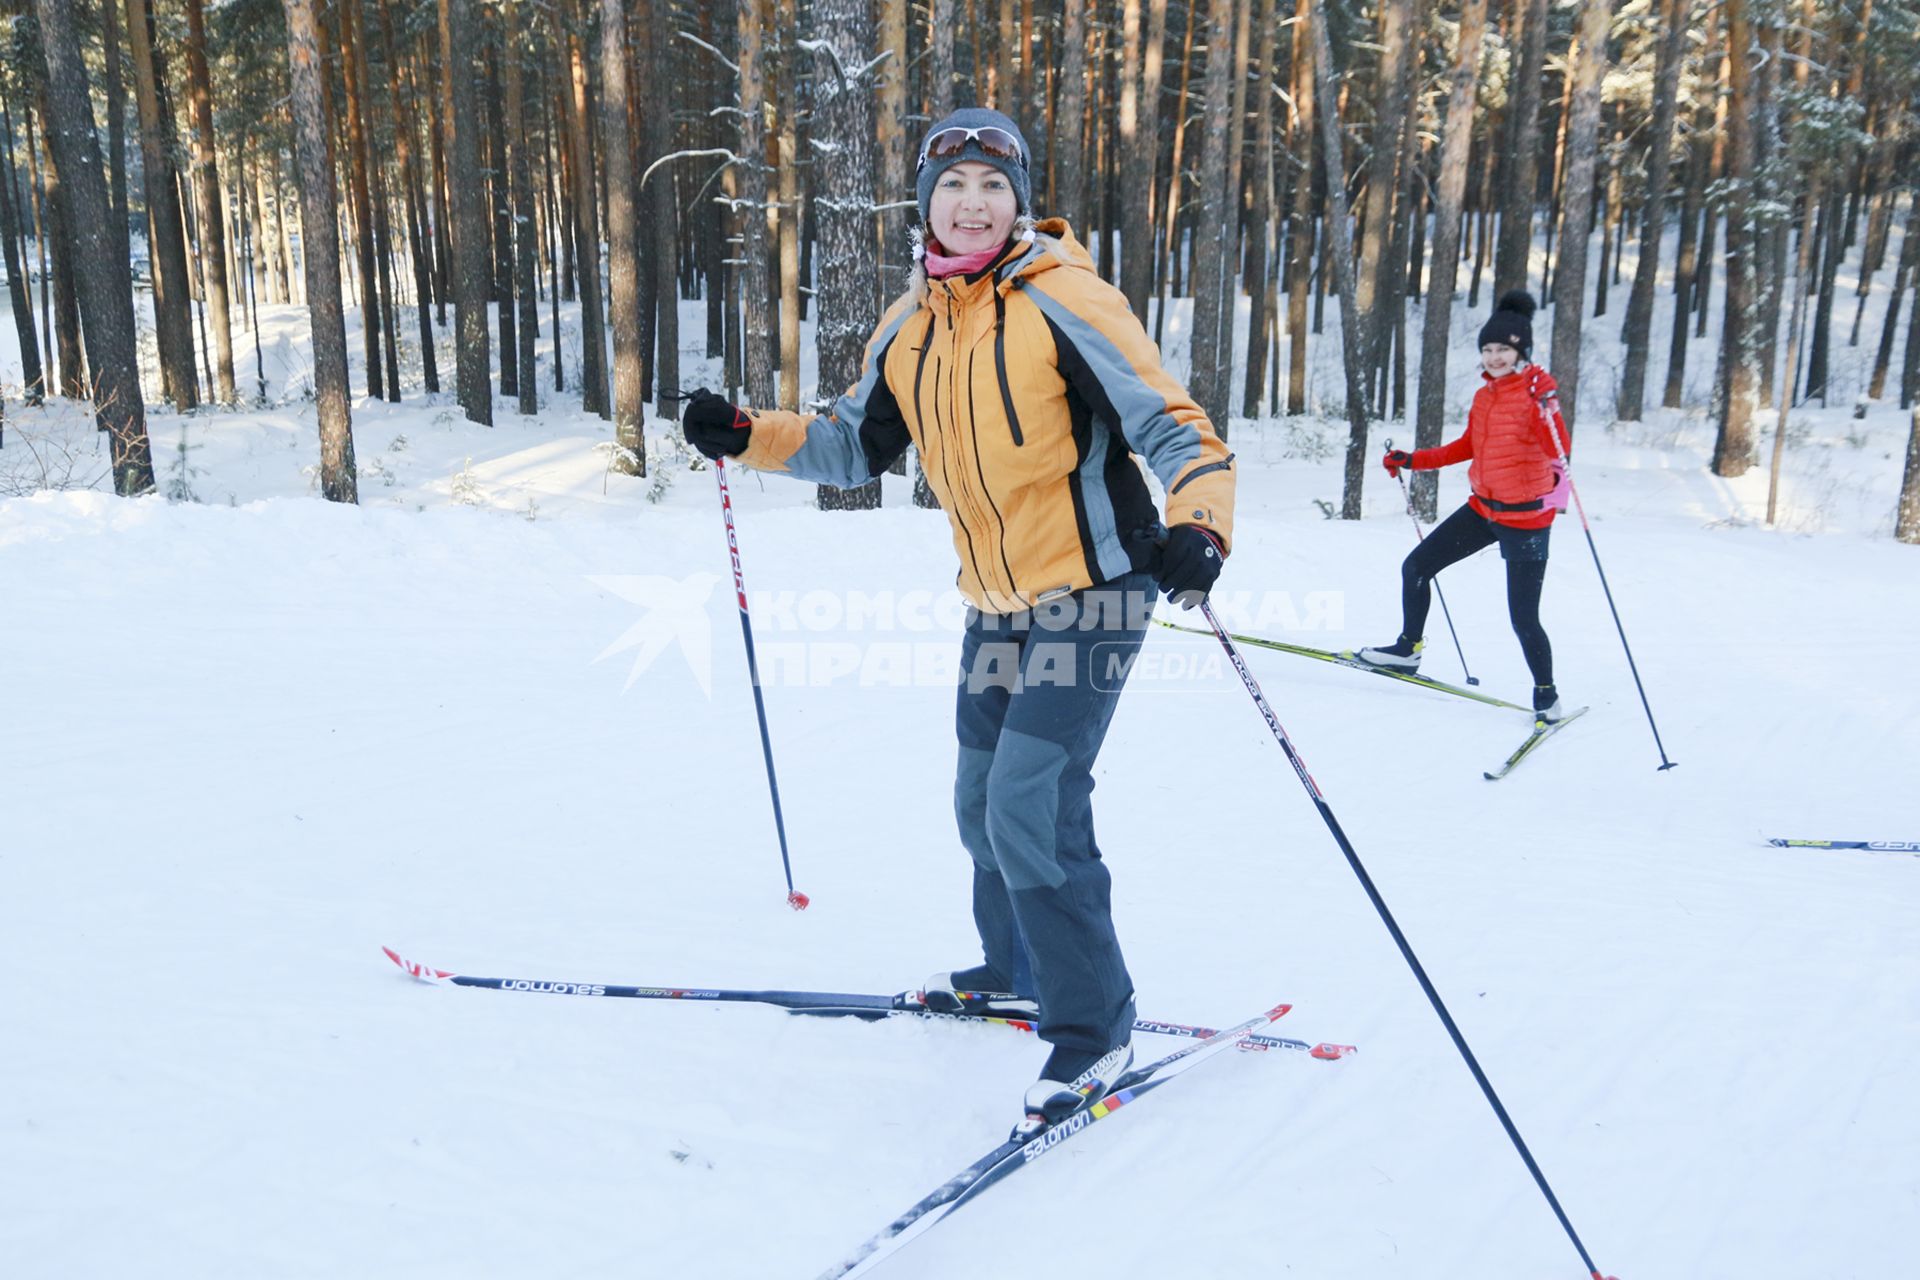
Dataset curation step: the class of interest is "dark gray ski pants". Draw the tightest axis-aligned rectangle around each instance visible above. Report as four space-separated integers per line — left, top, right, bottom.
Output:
952 573 1154 1057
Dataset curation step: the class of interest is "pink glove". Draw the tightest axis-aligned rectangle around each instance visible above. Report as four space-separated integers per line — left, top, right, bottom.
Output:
1545 459 1571 513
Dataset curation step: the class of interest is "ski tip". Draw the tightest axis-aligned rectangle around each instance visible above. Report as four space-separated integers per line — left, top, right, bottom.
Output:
1310 1043 1358 1061
787 890 811 911
383 946 453 984
1265 1003 1293 1023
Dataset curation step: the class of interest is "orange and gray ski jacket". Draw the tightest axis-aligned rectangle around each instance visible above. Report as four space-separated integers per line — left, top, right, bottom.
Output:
736 220 1235 614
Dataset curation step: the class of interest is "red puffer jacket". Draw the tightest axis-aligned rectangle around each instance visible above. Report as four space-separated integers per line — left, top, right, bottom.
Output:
1409 366 1571 530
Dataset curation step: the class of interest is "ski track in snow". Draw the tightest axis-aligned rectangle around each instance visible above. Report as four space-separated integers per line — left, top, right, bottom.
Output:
3 234 1918 1278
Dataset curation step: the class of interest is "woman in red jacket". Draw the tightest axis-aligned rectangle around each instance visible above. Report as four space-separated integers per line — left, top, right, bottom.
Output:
1358 291 1572 722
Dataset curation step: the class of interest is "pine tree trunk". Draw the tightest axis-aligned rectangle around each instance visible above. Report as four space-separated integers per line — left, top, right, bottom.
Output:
1766 171 1822 525
1222 0 1252 327
273 151 300 305
1378 86 1420 418
929 0 956 118
1152 9 1196 347
1493 0 1547 298
358 5 400 401
336 0 385 400
1355 0 1413 394
1241 0 1277 417
284 0 356 502
100 0 131 259
1053 1 1089 226
642 4 679 420
427 35 453 320
35 0 152 492
441 0 493 422
19 106 66 395
1805 189 1844 403
739 0 776 406
561 0 606 418
1751 17 1786 405
1186 0 1235 436
1468 127 1494 306
1547 0 1611 433
184 0 235 402
1594 123 1617 318
1285 0 1313 415
1869 186 1917 401
123 0 197 407
379 1 438 392
1713 0 1759 475
505 30 539 415
0 123 46 404
1898 399 1920 542
487 31 517 404
1310 5 1374 519
876 0 908 309
1117 0 1151 317
1412 0 1487 520
1618 0 1688 420
809 0 883 511
599 0 645 470
1693 45 1730 342
1663 22 1717 407
994 0 1014 109
775 0 802 413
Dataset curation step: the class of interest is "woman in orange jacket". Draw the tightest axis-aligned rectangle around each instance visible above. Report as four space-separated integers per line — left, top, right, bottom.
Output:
1358 291 1572 722
681 109 1235 1136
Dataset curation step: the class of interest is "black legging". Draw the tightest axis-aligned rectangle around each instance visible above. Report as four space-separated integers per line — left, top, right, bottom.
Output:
1401 503 1554 688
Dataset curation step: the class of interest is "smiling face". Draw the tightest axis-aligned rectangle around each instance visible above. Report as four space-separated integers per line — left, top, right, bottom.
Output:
928 161 1019 255
1480 342 1521 378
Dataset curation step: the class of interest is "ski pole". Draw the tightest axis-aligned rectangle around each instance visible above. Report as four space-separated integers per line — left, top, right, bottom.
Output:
1385 438 1478 685
1191 595 1617 1280
713 456 810 910
1532 387 1677 771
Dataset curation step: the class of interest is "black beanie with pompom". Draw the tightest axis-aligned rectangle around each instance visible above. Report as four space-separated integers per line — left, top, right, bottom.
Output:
1477 290 1536 359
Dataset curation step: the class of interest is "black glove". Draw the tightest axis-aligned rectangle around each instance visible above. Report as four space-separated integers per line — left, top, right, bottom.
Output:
1156 525 1226 609
683 389 752 460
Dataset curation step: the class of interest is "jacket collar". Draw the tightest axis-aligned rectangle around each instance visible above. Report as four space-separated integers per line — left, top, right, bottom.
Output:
917 218 1090 319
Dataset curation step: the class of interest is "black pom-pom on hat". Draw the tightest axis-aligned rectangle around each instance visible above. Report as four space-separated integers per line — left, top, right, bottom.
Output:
1495 290 1536 318
1478 290 1537 359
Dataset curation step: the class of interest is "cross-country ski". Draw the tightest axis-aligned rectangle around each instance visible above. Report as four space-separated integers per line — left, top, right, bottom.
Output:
1484 706 1592 780
1767 839 1920 856
815 1004 1291 1279
381 947 1356 1059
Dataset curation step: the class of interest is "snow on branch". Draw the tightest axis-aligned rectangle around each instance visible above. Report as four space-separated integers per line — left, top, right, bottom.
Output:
640 147 741 191
677 31 738 76
794 38 892 92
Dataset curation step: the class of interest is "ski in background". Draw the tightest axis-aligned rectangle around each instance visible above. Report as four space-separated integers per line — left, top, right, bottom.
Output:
1484 706 1590 780
814 1002 1292 1279
1154 618 1528 711
382 948 1356 1059
1767 839 1920 855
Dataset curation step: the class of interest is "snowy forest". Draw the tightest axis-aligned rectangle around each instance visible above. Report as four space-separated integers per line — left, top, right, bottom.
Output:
4 2 1918 1279
1 0 1917 534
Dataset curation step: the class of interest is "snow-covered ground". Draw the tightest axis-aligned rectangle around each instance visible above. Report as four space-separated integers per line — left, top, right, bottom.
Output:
2 221 1917 1278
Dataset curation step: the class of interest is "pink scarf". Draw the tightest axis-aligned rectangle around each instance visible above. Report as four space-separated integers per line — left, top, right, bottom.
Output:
923 241 1007 279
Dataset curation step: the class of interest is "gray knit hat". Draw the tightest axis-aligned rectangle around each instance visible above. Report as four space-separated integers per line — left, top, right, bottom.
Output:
914 108 1032 224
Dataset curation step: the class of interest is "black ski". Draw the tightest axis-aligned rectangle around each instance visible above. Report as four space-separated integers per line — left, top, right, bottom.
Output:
382 948 1355 1059
814 1002 1292 1279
